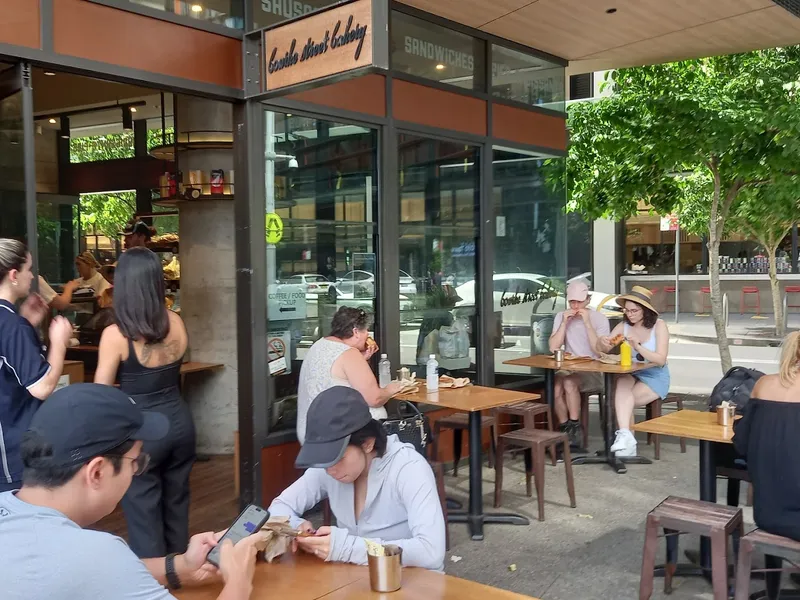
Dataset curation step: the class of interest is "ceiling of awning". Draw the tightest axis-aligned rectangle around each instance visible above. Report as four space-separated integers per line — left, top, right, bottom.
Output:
397 0 800 74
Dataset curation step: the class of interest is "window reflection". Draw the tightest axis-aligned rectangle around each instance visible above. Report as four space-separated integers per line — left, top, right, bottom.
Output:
492 148 568 378
265 111 377 433
397 135 479 378
130 0 244 28
491 44 565 112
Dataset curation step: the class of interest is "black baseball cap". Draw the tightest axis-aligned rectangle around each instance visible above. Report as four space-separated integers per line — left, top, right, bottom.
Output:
26 384 169 468
296 387 373 469
120 219 153 239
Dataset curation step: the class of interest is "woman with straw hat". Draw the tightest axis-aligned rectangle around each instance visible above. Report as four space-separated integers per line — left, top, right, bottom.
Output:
595 286 670 457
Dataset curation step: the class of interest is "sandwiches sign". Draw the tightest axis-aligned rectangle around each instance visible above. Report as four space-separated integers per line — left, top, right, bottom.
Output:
264 0 373 91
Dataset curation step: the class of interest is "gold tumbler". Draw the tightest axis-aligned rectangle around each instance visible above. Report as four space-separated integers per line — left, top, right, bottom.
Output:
368 545 403 592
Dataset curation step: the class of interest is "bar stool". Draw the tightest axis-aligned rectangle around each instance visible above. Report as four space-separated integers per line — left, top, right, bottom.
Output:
700 286 712 313
639 496 744 600
431 413 496 477
785 285 800 312
640 396 687 460
663 285 677 312
493 401 557 465
740 286 761 315
734 528 800 600
493 428 576 521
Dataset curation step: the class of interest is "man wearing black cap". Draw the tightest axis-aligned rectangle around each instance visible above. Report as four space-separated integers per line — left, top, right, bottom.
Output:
0 384 267 600
122 218 154 250
269 386 445 571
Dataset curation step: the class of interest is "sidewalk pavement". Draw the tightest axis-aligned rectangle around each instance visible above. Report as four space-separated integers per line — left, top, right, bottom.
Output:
663 312 800 345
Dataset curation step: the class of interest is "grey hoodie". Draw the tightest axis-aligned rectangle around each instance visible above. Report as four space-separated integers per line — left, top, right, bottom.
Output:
268 435 446 571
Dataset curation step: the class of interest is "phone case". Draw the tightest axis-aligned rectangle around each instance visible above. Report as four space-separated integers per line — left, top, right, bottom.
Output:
206 504 270 567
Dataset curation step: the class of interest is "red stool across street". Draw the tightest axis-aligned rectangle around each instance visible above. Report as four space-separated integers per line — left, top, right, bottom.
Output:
740 286 761 315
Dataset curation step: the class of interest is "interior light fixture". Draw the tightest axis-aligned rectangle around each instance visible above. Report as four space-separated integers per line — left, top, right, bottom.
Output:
44 71 55 76
48 118 56 124
191 4 203 12
435 64 445 70
606 7 617 13
130 107 137 113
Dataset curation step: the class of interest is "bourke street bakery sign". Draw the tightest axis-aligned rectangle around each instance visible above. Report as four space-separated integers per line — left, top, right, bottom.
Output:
264 0 374 91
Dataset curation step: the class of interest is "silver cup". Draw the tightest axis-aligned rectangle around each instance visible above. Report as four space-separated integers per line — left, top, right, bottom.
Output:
554 349 565 363
717 405 736 427
368 545 403 592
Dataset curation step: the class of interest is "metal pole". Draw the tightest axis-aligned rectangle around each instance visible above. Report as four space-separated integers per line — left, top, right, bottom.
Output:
674 224 680 323
265 111 276 282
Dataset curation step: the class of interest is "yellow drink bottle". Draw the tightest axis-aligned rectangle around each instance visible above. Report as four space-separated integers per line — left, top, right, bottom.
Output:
620 341 632 367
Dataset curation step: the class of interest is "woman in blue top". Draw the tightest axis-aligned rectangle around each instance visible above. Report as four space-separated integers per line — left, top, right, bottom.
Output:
596 286 670 457
0 239 72 491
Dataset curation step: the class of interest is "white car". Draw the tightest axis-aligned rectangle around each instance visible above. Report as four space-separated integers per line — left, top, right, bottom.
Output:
282 274 331 296
455 273 620 329
337 270 418 296
332 281 414 324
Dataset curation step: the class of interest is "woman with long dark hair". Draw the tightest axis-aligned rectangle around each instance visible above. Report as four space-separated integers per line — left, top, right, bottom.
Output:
0 239 72 492
94 247 194 558
595 286 670 457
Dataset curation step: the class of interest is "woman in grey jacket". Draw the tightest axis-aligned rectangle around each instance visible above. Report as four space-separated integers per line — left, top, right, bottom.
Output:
269 386 446 571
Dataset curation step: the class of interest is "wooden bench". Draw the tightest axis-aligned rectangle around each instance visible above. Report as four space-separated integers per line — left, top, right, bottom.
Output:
639 496 744 600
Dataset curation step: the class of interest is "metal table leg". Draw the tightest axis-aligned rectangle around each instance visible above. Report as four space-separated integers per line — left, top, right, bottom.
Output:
447 410 529 540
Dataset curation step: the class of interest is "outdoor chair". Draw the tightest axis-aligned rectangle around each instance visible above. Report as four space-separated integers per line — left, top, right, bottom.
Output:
493 401 557 465
431 413 497 476
734 528 800 600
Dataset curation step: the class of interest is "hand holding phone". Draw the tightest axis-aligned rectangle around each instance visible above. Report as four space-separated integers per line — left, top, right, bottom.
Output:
206 504 270 567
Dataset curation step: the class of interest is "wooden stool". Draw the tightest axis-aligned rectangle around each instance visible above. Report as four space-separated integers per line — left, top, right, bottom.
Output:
432 413 496 477
734 528 800 600
741 286 761 315
493 429 576 521
639 496 744 600
493 401 557 465
716 465 754 508
643 396 687 460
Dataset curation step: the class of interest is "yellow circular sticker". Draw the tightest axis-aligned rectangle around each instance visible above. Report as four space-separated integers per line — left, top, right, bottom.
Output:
265 212 283 244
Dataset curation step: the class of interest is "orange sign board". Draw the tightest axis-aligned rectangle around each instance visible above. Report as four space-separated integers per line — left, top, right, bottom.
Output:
264 0 373 92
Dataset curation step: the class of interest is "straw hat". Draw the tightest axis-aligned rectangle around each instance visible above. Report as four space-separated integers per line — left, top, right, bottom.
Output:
616 285 658 315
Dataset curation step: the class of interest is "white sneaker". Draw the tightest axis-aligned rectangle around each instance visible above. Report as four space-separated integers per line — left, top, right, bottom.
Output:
612 430 638 457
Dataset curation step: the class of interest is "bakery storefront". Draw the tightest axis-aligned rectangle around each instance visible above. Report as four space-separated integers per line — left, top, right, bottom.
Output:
237 0 570 503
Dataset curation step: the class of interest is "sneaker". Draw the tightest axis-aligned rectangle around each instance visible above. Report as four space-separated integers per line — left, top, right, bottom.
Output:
568 420 583 448
611 430 637 457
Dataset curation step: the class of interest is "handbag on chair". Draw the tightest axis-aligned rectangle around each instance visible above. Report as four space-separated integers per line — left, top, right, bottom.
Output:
382 401 432 457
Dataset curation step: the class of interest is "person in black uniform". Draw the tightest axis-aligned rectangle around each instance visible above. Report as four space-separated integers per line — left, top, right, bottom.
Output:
0 239 72 492
94 247 195 558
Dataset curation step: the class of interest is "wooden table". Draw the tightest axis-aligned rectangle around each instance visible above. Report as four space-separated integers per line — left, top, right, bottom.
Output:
634 410 737 576
396 384 540 540
175 552 539 600
503 355 651 474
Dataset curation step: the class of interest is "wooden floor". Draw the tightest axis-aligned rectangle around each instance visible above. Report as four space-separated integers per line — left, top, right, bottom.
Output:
93 455 240 540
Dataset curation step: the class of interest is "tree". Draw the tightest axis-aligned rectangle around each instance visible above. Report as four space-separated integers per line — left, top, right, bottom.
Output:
565 48 800 373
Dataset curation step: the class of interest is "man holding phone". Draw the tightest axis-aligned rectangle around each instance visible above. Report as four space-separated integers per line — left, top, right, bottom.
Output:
0 384 268 600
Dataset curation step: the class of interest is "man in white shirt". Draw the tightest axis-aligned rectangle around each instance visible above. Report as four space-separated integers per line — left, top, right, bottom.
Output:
549 280 610 447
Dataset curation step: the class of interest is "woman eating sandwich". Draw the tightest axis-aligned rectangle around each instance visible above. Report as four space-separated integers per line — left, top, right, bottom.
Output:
295 306 403 444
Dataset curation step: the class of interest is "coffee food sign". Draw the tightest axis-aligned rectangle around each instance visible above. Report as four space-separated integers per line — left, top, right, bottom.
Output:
264 0 373 91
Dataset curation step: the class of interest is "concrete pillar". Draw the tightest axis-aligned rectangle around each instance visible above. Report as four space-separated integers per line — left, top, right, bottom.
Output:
593 218 619 294
176 97 237 454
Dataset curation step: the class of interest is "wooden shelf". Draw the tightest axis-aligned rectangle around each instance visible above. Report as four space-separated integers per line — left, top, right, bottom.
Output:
153 194 234 208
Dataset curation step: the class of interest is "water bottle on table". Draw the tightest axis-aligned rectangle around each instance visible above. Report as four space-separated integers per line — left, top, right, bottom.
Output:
378 354 391 388
426 354 439 393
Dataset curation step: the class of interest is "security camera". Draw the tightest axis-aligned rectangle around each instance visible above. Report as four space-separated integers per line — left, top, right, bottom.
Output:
288 157 299 169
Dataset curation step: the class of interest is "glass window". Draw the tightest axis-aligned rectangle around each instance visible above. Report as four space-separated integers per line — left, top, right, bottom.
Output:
249 0 336 30
567 212 592 281
391 11 485 91
397 135 479 379
492 148 567 377
0 88 26 241
129 0 244 29
265 110 378 434
491 44 565 112
625 215 703 275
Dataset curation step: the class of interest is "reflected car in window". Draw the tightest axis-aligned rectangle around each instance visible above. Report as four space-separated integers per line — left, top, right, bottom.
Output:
282 274 331 296
337 269 418 296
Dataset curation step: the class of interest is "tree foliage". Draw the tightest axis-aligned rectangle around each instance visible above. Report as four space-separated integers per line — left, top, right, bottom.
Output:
566 48 800 372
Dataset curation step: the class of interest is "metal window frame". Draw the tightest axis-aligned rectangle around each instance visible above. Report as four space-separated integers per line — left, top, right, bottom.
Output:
85 0 245 38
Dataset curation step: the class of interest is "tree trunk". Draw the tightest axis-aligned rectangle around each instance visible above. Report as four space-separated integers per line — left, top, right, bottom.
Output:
767 246 784 337
708 235 732 373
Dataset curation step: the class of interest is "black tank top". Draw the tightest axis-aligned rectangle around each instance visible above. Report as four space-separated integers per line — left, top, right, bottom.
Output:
119 338 183 403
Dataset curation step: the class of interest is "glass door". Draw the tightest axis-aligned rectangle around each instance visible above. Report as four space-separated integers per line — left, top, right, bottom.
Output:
263 109 378 434
0 63 29 243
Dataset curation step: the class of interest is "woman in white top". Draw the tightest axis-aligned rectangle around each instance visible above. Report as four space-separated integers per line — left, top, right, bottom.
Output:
296 307 403 444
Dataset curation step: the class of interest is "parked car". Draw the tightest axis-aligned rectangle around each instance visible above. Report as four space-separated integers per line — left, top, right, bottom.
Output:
328 281 414 324
282 273 331 296
336 269 418 296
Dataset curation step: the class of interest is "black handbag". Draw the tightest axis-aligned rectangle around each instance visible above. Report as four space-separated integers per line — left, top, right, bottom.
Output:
382 401 431 457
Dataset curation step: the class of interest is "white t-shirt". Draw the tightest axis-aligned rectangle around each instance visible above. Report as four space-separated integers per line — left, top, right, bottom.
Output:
79 271 111 297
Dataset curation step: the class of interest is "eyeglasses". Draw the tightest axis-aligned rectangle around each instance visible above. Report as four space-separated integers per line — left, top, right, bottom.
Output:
109 452 151 476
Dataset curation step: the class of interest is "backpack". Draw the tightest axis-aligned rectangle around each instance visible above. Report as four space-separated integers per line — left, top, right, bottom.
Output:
708 366 764 413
